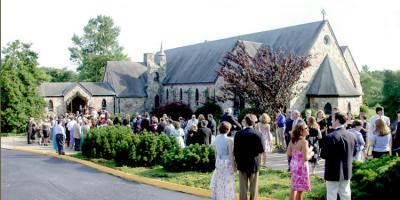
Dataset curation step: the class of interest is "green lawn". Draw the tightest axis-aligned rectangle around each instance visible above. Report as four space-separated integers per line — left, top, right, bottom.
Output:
72 153 325 200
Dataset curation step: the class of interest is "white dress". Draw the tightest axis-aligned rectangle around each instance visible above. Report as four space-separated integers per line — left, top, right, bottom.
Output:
171 128 185 148
210 134 235 200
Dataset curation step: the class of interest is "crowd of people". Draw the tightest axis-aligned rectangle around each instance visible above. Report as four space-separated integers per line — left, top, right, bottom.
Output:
25 106 400 200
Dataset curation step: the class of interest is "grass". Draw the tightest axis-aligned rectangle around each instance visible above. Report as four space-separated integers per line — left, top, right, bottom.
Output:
71 153 326 199
0 132 27 137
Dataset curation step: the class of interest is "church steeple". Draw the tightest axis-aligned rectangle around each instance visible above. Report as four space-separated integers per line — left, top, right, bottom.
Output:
158 41 166 67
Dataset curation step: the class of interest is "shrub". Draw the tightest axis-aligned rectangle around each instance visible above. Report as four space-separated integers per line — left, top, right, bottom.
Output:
162 144 215 172
351 156 400 199
155 101 193 121
301 108 317 119
195 102 223 121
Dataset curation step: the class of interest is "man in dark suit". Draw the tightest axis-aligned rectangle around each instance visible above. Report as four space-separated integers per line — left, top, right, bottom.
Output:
220 108 241 136
234 114 264 200
320 112 356 200
196 120 212 145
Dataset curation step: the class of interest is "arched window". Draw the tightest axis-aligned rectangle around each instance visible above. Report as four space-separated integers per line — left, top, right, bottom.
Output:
166 89 169 102
348 102 351 113
102 99 107 110
195 88 199 106
48 100 54 112
324 102 332 115
180 88 183 101
155 95 160 108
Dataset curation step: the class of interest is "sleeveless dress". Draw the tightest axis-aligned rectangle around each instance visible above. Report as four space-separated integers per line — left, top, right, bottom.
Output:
210 134 235 200
290 148 311 191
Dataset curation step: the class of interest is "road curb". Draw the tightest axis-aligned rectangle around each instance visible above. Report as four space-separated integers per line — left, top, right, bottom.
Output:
1 146 274 200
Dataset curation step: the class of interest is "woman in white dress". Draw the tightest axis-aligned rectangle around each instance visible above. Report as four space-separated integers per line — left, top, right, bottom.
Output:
171 121 185 148
255 113 272 165
210 121 236 200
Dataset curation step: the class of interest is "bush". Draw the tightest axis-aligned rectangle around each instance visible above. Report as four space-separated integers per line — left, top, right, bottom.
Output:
195 102 223 121
301 108 317 119
351 156 400 199
82 127 181 168
82 126 132 159
162 144 215 172
155 101 193 121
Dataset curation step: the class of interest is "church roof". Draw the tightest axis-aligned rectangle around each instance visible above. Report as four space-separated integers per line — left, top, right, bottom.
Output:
307 56 361 97
40 82 115 97
104 61 148 97
163 20 325 85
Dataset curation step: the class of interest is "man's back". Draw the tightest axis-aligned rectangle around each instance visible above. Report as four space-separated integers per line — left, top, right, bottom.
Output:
321 127 356 181
197 127 211 145
234 127 264 173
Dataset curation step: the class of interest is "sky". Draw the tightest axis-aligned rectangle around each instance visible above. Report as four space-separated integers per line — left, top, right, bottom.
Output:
2 0 400 71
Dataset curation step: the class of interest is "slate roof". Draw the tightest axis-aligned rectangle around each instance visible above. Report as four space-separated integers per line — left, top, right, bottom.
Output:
163 21 325 84
40 82 115 97
104 61 148 97
307 56 361 97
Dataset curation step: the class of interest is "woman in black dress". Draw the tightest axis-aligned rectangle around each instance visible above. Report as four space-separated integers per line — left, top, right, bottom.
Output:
307 116 322 174
316 110 327 149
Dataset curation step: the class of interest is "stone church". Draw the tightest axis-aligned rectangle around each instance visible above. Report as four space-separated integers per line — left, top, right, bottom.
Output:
40 20 362 117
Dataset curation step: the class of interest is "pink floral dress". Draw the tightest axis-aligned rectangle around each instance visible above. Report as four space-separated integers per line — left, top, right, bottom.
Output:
290 149 311 191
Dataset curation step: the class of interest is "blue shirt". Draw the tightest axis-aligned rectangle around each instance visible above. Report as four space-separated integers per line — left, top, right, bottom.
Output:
277 114 286 128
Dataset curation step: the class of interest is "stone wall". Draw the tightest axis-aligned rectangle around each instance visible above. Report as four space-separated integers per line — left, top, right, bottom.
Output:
342 48 363 94
91 96 115 113
309 96 361 115
117 97 146 114
44 97 64 116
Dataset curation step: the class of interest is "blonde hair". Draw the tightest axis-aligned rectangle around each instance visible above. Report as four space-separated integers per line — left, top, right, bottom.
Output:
375 119 390 136
259 113 271 124
317 110 326 119
198 114 205 122
308 116 320 130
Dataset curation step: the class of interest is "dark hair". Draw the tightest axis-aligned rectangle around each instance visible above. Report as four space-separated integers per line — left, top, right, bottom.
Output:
334 112 347 125
351 120 362 128
291 123 306 143
397 110 400 114
376 106 383 113
245 114 255 126
219 121 232 134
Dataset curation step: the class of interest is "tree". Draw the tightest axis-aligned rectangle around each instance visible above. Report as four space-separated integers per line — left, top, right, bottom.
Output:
360 65 384 106
217 41 311 115
41 67 78 82
69 15 128 81
0 40 48 132
381 70 400 121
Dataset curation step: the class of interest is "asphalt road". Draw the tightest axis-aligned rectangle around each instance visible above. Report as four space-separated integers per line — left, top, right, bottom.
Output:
1 149 209 200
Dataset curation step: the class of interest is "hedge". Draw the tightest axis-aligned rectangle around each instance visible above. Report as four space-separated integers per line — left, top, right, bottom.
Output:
162 144 215 172
351 156 400 199
81 126 215 172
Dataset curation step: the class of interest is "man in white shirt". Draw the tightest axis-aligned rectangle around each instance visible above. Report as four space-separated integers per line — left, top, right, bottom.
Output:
185 115 198 133
368 107 390 138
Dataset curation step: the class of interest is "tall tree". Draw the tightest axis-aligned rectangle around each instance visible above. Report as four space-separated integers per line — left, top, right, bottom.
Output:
69 15 128 81
360 65 384 107
381 70 400 121
217 41 311 115
41 67 78 82
0 40 48 132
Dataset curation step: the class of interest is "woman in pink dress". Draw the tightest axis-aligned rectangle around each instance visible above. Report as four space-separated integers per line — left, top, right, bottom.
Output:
287 122 313 200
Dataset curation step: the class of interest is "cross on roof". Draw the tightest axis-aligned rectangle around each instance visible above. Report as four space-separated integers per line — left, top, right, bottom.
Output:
321 9 326 21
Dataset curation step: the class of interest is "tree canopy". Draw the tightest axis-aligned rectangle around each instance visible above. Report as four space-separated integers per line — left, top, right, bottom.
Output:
41 67 78 82
217 41 311 115
360 65 384 107
69 15 128 81
0 40 48 132
381 70 400 121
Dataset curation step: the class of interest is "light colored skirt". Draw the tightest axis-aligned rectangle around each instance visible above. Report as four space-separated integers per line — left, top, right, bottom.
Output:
210 159 235 200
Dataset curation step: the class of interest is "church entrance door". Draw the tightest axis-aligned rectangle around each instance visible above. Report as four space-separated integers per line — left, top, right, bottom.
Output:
67 95 87 114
